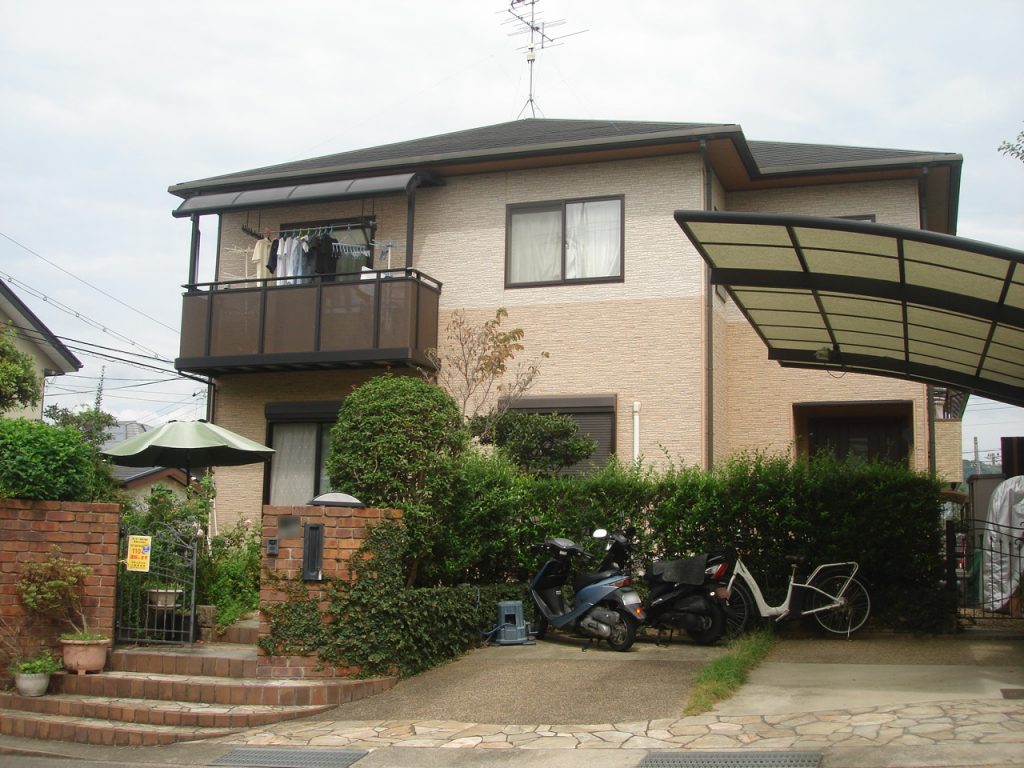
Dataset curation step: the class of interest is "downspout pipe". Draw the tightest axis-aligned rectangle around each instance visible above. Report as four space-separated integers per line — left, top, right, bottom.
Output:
632 401 641 465
700 141 714 469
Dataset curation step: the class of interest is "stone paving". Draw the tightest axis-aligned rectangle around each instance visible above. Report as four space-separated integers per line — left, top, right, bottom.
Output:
219 698 1024 751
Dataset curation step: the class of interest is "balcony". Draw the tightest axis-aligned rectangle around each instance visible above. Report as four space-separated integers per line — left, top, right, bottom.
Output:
175 269 441 377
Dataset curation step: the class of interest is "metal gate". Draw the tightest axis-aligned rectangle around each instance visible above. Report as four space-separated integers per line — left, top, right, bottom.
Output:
115 520 199 644
949 518 1024 622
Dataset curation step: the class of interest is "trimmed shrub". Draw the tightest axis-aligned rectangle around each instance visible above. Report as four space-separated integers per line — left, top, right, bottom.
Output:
0 418 95 500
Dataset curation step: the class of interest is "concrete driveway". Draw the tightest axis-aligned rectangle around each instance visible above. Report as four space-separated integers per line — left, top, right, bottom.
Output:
321 630 725 724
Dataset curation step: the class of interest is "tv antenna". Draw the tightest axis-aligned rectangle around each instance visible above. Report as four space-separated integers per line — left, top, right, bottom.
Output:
502 0 586 119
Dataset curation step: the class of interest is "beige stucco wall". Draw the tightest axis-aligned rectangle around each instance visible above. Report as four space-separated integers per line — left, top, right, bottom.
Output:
415 156 708 466
934 419 965 485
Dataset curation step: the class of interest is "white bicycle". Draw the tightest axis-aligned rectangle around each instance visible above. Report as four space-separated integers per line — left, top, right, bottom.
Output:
725 549 871 637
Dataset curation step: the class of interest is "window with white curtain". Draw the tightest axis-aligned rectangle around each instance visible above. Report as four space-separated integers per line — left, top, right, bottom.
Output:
507 197 623 287
265 402 340 505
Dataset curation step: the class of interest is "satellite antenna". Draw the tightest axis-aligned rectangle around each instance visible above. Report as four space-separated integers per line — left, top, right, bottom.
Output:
502 0 586 119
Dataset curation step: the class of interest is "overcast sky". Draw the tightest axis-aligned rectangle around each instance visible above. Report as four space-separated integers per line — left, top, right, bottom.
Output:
1 0 1021 465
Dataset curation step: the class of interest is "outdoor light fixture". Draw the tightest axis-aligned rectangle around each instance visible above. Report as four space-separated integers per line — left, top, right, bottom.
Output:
308 492 365 508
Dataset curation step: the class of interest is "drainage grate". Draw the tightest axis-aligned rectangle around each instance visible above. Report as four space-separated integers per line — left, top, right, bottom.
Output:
210 747 368 768
639 752 822 768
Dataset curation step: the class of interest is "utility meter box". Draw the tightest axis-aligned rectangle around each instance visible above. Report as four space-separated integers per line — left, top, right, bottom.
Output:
495 600 529 645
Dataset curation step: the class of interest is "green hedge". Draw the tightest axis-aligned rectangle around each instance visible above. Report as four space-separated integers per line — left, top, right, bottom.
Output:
260 450 954 679
0 418 96 500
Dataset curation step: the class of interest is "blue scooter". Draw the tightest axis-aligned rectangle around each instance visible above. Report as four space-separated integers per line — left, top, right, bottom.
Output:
528 531 646 651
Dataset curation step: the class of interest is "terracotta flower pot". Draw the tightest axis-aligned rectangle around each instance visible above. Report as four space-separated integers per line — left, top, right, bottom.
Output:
60 638 110 675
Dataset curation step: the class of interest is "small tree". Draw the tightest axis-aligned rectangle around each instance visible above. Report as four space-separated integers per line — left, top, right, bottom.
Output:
326 375 468 585
477 411 596 477
0 324 40 414
43 372 120 502
424 308 548 438
17 547 98 638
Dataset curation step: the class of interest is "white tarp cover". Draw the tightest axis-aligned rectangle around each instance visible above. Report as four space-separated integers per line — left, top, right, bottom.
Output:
983 476 1024 612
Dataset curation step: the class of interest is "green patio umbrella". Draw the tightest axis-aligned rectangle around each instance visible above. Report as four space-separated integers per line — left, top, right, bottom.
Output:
101 419 274 480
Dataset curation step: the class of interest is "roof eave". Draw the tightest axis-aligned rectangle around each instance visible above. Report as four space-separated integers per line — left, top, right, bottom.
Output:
754 152 963 178
0 282 82 374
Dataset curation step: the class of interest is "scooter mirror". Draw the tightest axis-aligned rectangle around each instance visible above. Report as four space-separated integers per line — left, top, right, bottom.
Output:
592 528 608 539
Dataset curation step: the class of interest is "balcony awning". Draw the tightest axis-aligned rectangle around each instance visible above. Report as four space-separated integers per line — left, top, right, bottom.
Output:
171 172 433 218
674 210 1024 407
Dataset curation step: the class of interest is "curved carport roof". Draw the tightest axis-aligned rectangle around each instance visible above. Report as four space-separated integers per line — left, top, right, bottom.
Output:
674 211 1024 408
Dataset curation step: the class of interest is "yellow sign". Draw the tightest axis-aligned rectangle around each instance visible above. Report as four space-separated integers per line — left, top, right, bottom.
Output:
126 535 152 572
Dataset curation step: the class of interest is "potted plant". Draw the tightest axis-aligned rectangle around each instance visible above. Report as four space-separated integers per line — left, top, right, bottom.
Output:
17 547 110 675
8 651 62 697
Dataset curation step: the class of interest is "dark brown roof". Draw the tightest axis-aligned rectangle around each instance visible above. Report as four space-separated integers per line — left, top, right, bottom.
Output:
169 118 962 210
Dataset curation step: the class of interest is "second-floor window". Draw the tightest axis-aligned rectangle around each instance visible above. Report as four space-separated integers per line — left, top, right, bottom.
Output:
506 196 623 287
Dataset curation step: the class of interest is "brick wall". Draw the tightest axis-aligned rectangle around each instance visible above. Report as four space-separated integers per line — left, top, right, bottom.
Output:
0 500 120 670
258 504 401 679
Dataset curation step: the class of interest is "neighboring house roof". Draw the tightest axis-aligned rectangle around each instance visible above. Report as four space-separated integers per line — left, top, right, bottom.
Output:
169 118 962 234
0 280 81 375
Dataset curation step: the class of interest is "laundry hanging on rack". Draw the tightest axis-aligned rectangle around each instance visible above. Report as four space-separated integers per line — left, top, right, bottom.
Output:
242 222 380 283
251 238 273 280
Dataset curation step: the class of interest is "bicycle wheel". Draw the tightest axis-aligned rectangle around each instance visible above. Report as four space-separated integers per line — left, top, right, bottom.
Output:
725 579 756 639
809 575 870 635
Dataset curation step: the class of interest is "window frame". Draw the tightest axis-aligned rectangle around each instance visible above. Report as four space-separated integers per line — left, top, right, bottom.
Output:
505 195 625 288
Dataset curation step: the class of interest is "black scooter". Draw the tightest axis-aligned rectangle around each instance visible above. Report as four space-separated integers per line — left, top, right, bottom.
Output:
594 528 734 646
528 531 646 651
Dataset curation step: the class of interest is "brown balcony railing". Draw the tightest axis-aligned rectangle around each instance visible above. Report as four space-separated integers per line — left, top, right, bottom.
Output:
176 269 441 376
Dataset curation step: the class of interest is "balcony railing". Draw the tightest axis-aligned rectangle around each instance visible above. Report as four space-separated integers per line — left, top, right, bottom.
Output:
175 269 441 376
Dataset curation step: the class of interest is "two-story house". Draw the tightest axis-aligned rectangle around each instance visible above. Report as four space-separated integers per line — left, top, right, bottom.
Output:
168 119 965 527
1 281 81 419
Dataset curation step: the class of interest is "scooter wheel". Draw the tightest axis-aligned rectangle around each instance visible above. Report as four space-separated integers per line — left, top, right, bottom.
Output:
686 601 726 646
606 610 637 652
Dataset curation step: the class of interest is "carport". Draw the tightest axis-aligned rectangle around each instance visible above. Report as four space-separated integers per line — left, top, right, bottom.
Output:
673 211 1024 408
675 210 1024 618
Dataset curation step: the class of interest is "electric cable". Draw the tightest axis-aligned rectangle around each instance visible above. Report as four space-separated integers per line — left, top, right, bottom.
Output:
0 231 178 333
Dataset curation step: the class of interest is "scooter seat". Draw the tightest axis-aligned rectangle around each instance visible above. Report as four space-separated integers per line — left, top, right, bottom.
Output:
647 555 707 586
574 569 618 593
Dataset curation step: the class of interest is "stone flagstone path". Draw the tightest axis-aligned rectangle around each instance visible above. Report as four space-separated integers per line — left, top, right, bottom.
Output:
219 698 1024 751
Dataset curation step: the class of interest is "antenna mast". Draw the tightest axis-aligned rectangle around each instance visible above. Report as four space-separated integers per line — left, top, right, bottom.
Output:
503 0 586 119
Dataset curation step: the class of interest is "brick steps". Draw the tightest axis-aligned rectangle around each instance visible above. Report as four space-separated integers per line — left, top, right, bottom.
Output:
0 690 334 729
0 707 235 746
1 642 396 746
110 644 258 678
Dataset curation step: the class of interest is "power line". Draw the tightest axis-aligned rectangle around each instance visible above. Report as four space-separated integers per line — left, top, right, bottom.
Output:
0 230 178 333
1 271 169 359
